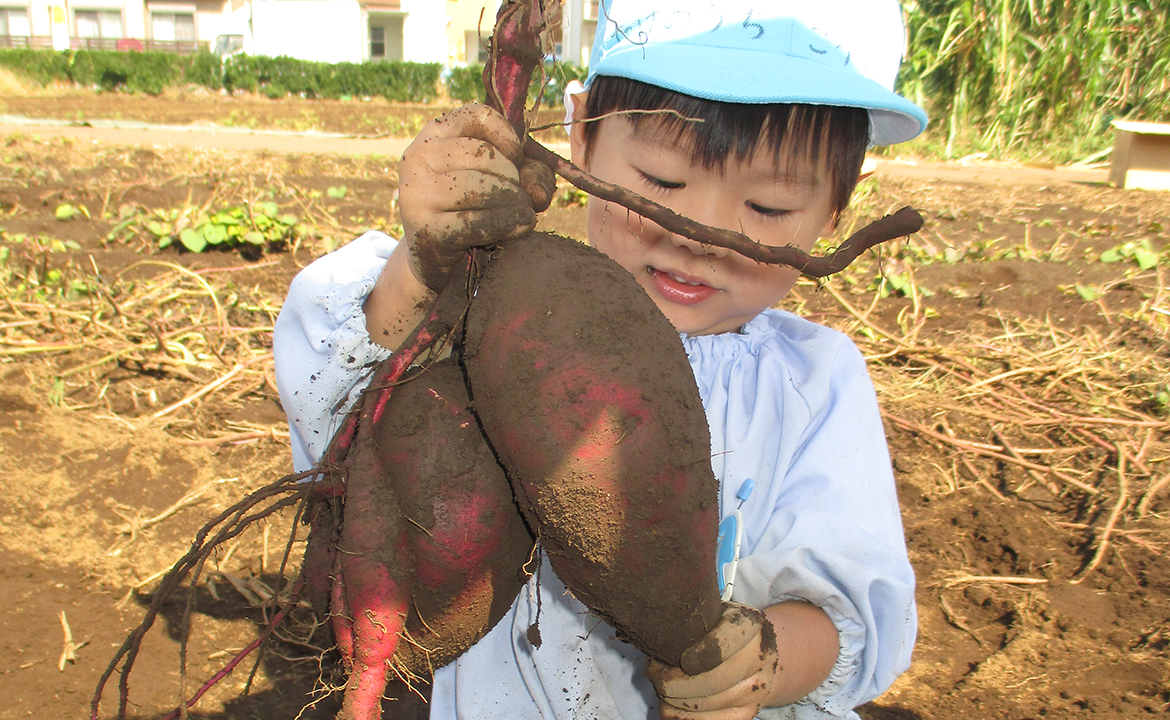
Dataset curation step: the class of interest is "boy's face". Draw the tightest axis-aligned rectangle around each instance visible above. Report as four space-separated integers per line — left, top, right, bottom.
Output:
569 109 838 336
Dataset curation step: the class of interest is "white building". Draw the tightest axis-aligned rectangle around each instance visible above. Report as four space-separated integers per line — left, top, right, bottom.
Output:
0 0 596 65
1 0 222 53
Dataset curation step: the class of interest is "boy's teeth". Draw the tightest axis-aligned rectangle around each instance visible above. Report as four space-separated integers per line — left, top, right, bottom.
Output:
648 266 704 287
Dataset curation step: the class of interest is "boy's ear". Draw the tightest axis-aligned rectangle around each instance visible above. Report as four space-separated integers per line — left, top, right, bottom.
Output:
567 89 590 170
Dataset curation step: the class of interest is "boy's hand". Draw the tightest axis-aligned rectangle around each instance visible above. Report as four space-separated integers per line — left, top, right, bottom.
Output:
398 103 556 291
646 604 779 720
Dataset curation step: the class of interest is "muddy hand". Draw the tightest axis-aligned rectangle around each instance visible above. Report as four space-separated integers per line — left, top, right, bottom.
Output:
645 604 779 720
398 103 555 291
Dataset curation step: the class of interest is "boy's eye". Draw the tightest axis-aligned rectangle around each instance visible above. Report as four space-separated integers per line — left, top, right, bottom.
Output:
638 171 685 191
747 202 792 218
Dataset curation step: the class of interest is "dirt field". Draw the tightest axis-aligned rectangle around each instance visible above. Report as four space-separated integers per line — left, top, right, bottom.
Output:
0 91 1167 720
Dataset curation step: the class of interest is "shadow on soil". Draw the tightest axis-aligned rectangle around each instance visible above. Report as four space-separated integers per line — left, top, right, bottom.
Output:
858 704 926 720
118 579 431 720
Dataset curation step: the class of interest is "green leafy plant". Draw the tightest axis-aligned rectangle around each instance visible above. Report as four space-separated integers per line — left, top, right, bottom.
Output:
54 203 89 221
873 270 935 299
1098 239 1160 270
1147 385 1170 417
0 232 88 300
110 202 302 255
555 186 588 208
1075 283 1103 302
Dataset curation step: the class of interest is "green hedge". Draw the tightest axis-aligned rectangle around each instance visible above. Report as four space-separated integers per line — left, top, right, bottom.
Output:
69 49 183 94
0 48 594 106
446 64 485 103
183 51 223 89
221 55 442 101
0 48 450 102
0 48 72 86
0 48 200 95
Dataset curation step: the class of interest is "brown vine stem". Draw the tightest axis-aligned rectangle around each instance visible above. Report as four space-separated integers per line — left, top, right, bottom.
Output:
1071 446 1131 584
882 410 1100 496
1136 470 1170 518
90 474 312 720
523 138 924 277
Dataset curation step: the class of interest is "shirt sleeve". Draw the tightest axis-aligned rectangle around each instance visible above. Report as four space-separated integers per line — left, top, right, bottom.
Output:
735 337 915 719
686 313 915 719
272 231 398 472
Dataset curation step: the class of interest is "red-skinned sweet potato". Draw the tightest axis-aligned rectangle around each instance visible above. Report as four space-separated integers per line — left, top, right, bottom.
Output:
374 357 535 674
92 3 918 716
309 227 724 720
462 232 724 669
469 12 724 666
330 412 413 720
314 350 534 720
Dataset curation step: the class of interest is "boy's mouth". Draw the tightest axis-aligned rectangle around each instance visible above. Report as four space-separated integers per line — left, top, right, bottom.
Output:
646 266 718 306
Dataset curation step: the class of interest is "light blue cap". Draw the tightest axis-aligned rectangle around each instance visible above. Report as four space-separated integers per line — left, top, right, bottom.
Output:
584 0 928 146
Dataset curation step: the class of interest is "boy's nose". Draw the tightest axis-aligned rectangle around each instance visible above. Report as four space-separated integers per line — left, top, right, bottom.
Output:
663 200 735 258
624 197 734 258
669 230 730 258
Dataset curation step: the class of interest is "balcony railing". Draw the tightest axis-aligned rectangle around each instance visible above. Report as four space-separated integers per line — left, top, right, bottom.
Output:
74 37 204 54
0 35 202 54
0 35 54 50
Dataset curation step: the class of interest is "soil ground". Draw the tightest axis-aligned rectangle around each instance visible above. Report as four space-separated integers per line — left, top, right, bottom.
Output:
0 90 1167 720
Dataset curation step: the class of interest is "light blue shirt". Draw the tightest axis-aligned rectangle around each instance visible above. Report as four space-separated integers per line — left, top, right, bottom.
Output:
273 231 915 720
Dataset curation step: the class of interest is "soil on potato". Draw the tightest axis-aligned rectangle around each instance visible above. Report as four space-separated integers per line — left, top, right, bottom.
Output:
0 90 1167 720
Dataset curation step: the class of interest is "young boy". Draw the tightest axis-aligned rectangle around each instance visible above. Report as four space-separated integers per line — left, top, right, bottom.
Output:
273 1 927 718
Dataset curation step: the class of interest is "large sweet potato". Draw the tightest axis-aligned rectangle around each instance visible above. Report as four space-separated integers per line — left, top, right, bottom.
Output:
462 232 724 668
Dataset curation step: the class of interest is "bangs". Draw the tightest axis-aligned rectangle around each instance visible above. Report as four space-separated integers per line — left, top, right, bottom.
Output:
581 76 870 217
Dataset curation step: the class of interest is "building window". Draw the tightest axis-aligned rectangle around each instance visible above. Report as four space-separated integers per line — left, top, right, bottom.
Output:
75 10 123 39
152 12 195 42
368 15 402 61
213 33 244 57
370 25 384 58
464 29 489 64
1 8 31 37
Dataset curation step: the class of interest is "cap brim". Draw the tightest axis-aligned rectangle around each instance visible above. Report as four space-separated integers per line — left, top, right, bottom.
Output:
589 45 928 146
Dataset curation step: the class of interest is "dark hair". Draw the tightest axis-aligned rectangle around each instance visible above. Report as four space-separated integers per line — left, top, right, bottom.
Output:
581 75 870 218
